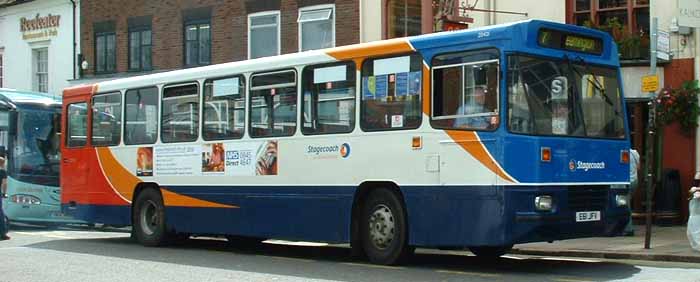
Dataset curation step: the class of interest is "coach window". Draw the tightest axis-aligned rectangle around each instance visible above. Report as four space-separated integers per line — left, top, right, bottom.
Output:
361 54 422 131
66 102 88 147
302 62 355 135
124 87 158 145
249 70 297 138
162 83 199 143
203 76 245 140
91 92 122 146
432 49 500 131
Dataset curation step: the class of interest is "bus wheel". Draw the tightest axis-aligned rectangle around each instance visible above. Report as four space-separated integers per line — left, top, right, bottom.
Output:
469 245 513 259
361 188 410 265
133 189 168 247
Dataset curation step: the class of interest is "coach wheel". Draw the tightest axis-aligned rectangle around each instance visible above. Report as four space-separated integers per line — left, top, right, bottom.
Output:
469 245 513 259
361 188 411 265
133 188 169 246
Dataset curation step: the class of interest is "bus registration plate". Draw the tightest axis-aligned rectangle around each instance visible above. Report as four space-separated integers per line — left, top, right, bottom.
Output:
575 211 600 222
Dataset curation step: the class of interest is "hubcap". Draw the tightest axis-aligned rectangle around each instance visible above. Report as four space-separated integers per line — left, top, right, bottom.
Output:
368 204 395 250
139 200 159 236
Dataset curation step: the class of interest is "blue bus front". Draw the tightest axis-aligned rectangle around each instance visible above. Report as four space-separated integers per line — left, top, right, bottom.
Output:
497 22 630 244
2 98 83 225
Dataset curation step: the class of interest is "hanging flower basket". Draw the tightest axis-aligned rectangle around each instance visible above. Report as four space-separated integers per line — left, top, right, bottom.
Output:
657 80 700 136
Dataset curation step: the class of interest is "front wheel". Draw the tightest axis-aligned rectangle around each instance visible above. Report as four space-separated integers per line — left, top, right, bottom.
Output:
469 245 513 258
133 189 169 246
361 188 411 265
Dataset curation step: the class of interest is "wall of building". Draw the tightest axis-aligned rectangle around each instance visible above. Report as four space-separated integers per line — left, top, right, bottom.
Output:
80 0 359 77
464 0 565 28
0 0 79 96
360 0 382 42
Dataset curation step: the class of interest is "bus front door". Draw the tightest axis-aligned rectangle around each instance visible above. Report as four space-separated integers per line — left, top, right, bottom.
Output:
61 97 90 212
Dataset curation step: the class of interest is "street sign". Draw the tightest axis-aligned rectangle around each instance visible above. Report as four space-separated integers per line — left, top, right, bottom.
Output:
679 0 700 28
642 75 659 93
657 30 670 60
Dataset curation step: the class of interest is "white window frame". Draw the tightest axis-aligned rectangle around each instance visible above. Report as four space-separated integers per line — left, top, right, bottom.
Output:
0 49 4 88
297 4 336 52
33 47 49 93
248 11 281 59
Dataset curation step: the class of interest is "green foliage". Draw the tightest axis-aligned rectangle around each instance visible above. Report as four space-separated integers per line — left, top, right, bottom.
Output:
657 80 700 136
583 17 649 60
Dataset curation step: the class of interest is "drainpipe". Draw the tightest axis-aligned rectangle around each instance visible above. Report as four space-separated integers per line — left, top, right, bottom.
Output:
70 0 76 80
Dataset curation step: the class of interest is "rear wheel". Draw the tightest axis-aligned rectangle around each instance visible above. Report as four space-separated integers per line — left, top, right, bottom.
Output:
469 245 513 258
133 188 169 246
361 188 411 265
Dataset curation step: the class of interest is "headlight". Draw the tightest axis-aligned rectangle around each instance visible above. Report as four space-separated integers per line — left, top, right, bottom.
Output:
11 194 41 205
535 195 553 211
615 194 628 207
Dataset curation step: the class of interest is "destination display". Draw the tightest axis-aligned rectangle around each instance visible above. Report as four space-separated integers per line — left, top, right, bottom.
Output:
538 28 603 55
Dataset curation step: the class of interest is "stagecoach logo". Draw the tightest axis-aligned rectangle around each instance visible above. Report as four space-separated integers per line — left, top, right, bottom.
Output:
306 143 351 159
569 159 606 172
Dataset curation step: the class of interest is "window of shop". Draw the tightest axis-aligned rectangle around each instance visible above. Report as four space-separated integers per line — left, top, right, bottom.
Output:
567 0 649 60
298 5 335 52
249 11 280 59
34 48 48 93
128 16 153 71
95 32 116 73
386 0 422 39
184 22 211 66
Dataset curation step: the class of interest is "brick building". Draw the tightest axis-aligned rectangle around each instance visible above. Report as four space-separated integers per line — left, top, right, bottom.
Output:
78 0 359 79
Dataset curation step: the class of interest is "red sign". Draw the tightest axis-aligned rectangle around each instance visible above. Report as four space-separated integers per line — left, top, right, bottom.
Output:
443 20 469 31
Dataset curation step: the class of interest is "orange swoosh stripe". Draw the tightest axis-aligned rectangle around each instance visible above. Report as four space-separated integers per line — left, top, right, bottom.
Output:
161 188 239 208
327 39 414 62
96 147 141 201
445 130 516 183
96 147 237 208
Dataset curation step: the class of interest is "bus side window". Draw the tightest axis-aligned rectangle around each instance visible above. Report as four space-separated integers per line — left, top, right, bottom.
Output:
124 87 158 145
91 92 122 146
249 70 297 138
360 54 422 131
301 62 355 135
66 102 88 147
431 49 500 131
203 76 245 140
162 83 199 143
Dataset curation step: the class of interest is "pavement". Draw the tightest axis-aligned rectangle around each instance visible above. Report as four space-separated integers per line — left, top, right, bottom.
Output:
512 225 700 263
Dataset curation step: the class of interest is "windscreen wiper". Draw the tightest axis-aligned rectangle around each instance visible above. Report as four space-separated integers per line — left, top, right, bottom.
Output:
566 55 622 118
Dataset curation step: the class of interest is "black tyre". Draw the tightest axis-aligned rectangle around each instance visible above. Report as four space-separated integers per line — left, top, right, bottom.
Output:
361 188 411 265
469 245 513 258
133 188 169 246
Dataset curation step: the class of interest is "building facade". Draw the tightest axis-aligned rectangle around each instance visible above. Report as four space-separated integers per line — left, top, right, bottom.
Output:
78 0 359 79
0 0 80 96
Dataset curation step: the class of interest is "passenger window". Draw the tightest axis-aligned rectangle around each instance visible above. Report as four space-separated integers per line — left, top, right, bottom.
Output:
124 87 158 145
91 92 122 146
432 49 500 131
249 70 297 138
162 83 199 143
67 102 88 147
361 54 422 131
203 76 245 140
302 62 355 135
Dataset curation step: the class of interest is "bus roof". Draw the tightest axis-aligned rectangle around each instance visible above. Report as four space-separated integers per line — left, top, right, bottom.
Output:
0 88 62 109
69 19 615 95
